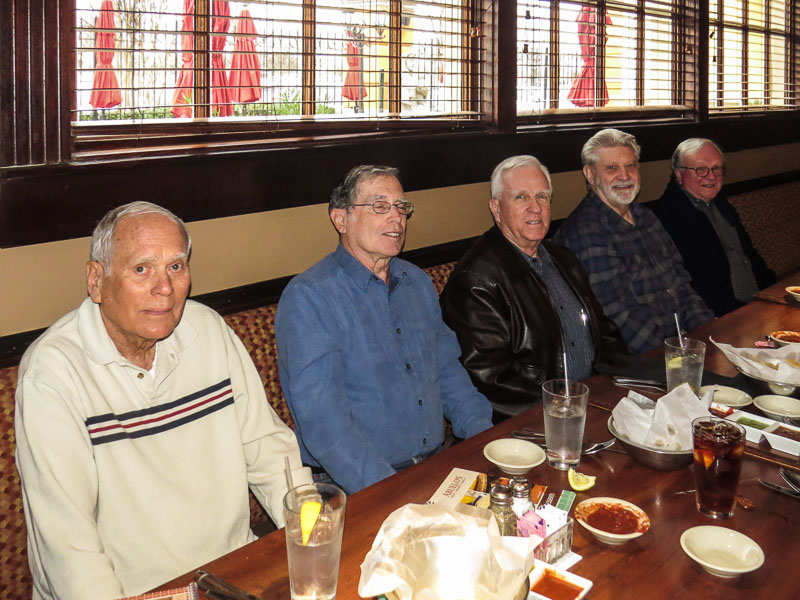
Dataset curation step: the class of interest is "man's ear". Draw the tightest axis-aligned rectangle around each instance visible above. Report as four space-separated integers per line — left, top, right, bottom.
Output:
330 208 347 235
582 164 595 186
87 261 104 304
674 169 684 187
488 198 501 224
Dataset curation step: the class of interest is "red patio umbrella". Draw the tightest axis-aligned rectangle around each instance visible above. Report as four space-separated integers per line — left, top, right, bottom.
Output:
211 0 233 116
228 9 262 105
89 0 123 109
342 31 367 102
171 0 194 118
568 6 612 108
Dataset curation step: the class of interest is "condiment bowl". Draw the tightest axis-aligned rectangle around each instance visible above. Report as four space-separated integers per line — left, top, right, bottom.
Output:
680 526 764 577
786 286 800 302
607 416 694 470
574 497 650 545
768 330 800 347
528 558 593 600
483 438 545 475
700 385 752 408
753 394 800 420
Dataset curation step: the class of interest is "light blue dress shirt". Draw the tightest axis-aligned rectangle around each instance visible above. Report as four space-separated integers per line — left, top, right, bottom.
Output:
276 244 492 493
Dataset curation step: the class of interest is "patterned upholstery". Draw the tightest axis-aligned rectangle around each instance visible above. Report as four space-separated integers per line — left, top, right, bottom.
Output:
0 365 30 600
424 261 456 296
729 181 800 278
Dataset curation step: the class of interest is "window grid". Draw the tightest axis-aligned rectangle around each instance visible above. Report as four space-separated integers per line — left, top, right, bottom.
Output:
709 0 799 112
73 0 484 125
516 0 696 118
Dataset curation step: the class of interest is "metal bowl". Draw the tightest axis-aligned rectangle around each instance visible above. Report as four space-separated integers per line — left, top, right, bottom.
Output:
734 366 799 399
607 416 694 471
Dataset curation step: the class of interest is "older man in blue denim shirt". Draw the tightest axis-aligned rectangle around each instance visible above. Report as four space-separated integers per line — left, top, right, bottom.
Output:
276 165 493 493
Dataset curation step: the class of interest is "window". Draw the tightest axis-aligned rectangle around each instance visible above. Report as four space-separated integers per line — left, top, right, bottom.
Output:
73 0 483 128
516 0 697 118
709 0 799 112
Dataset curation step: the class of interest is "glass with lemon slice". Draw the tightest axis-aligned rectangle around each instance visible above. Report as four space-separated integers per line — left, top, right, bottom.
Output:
664 336 706 393
283 482 346 600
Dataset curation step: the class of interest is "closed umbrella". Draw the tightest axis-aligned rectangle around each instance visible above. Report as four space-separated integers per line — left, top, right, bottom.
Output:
89 0 123 109
228 9 262 105
171 0 194 118
568 6 612 108
211 0 233 116
342 31 367 102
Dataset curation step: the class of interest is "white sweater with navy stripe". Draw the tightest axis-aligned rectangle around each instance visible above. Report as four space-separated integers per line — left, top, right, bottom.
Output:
16 298 310 600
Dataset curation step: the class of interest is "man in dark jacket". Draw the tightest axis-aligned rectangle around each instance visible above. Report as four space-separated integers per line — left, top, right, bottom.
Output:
650 138 774 317
440 155 627 417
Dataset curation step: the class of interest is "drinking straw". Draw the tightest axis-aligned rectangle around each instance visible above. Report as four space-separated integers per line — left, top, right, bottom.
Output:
674 312 685 349
563 351 570 392
285 455 294 491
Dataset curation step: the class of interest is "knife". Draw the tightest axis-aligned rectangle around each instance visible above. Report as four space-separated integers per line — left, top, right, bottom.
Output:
758 479 800 499
194 570 261 600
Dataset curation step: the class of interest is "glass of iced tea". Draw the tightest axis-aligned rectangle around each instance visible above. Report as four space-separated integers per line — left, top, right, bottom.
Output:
691 417 746 519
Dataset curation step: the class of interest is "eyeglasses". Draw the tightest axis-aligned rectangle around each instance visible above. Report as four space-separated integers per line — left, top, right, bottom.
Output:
349 200 414 216
678 165 726 177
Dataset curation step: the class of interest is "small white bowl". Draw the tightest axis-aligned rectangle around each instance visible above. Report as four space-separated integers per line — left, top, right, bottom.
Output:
483 438 545 475
700 385 752 408
528 558 593 600
574 497 650 545
680 526 764 577
768 330 800 347
754 394 800 420
786 286 800 302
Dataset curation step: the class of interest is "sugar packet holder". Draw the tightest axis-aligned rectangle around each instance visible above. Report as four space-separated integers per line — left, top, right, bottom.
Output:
116 583 198 600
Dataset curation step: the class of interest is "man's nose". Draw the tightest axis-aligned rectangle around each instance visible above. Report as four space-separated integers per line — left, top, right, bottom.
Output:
152 270 175 295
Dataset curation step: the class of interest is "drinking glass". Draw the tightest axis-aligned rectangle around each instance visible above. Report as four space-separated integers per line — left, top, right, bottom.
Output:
691 417 746 519
542 379 589 470
664 337 706 393
283 482 346 600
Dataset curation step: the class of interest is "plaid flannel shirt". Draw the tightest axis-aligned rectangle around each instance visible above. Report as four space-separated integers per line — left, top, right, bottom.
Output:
553 193 714 354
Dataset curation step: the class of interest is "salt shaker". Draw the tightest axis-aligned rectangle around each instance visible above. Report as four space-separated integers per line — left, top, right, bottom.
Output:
489 484 518 536
510 478 534 518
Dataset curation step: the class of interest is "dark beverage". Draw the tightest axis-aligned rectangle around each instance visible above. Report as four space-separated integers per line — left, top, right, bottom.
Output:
691 417 745 519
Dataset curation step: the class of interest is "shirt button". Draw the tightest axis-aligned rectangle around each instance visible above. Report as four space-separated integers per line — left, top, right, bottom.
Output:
137 373 144 379
423 438 428 444
396 328 401 334
406 363 412 370
418 399 423 406
571 342 575 347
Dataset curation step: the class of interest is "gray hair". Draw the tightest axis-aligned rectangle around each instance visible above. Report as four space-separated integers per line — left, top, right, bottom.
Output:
90 201 191 272
671 138 724 172
329 165 401 214
490 155 552 199
581 128 641 167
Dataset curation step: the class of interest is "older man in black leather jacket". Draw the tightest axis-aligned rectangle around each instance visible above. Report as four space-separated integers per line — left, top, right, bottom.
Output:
441 155 627 417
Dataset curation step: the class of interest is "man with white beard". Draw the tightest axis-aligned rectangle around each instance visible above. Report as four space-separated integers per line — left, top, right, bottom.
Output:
554 129 713 354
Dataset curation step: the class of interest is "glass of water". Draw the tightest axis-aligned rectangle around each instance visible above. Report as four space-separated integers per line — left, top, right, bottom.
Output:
664 337 706 393
283 482 346 600
542 379 589 470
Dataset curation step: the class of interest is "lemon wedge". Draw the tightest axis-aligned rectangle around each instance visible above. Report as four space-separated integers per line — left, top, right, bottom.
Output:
300 500 322 546
667 357 683 369
567 467 596 491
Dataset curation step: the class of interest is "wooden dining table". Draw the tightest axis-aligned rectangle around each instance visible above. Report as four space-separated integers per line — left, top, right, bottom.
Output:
156 297 800 600
754 271 800 307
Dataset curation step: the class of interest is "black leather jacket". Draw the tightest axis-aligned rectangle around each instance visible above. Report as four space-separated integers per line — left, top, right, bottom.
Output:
440 226 627 416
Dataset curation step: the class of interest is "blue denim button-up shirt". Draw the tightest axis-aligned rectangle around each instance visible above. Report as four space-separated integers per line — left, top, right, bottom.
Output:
276 244 492 493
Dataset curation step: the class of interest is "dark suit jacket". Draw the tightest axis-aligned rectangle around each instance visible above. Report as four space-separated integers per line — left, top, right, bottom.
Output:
440 226 627 416
650 178 775 317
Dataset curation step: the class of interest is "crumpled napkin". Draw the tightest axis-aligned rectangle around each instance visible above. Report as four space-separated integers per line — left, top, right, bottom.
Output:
711 337 800 385
358 503 540 600
612 384 710 450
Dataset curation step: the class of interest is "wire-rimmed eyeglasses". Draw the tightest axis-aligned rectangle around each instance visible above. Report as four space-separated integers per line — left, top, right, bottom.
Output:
678 165 725 177
349 200 414 216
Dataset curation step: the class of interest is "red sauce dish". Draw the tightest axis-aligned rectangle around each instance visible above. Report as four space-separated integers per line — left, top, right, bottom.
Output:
574 497 650 545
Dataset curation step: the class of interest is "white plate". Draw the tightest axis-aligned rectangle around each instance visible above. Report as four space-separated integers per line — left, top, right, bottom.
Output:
680 526 764 577
573 497 650 545
726 410 800 456
483 438 545 475
700 385 752 407
754 394 800 419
